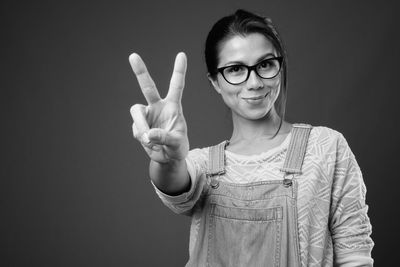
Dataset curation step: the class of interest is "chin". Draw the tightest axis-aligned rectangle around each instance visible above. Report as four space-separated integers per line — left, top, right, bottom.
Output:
240 108 272 120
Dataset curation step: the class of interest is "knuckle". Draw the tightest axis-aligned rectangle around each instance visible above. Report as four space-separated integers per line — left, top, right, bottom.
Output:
130 105 137 116
158 133 165 143
130 104 146 118
158 130 167 144
132 125 142 141
154 129 162 140
149 129 163 143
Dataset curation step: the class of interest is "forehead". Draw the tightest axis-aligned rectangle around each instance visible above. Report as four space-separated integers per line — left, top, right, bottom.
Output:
218 33 277 66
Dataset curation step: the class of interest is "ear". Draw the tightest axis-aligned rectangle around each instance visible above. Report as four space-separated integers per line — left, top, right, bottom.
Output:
207 73 222 94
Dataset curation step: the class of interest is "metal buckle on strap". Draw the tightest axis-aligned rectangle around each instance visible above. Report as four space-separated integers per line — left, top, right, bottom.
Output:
283 178 293 187
283 173 295 187
206 172 221 189
210 177 220 189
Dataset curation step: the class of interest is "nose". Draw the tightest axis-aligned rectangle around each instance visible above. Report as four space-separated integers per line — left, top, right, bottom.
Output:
246 69 264 90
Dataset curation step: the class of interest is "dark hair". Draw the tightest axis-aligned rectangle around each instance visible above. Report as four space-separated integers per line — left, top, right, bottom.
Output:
205 9 288 130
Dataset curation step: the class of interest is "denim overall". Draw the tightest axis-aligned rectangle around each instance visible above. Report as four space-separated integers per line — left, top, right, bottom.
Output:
188 124 312 267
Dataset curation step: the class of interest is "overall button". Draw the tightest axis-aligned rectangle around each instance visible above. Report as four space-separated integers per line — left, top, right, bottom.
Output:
283 178 293 187
210 177 220 189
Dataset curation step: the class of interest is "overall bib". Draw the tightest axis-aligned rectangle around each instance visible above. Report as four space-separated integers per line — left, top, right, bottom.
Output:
193 124 312 267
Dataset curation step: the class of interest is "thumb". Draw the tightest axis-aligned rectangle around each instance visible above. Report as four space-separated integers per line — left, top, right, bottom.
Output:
147 128 180 146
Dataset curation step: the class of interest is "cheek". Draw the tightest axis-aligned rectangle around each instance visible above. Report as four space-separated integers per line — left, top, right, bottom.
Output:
221 88 239 104
218 79 241 97
219 86 242 108
265 77 281 95
266 74 281 88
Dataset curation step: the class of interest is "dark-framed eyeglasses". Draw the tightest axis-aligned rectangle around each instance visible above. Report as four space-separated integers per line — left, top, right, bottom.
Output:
216 56 283 85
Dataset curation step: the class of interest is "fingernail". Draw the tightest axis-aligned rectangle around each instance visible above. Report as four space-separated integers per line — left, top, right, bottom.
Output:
152 145 161 152
142 132 151 144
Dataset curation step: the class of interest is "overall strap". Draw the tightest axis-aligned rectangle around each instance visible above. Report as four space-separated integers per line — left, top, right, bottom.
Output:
207 123 312 176
281 123 312 174
207 140 229 177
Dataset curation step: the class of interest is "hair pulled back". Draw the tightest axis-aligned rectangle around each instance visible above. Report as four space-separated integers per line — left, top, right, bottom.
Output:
205 9 288 122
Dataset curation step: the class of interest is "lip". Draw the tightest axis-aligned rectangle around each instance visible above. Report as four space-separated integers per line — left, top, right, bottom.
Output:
242 92 269 100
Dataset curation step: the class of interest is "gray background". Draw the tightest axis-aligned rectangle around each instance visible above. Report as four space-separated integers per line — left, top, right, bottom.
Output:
2 0 399 266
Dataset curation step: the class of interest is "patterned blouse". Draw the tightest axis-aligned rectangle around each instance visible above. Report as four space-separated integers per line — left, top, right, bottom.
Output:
152 126 374 266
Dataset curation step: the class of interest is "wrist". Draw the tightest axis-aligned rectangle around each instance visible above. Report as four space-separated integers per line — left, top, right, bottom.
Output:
151 157 185 169
149 158 190 195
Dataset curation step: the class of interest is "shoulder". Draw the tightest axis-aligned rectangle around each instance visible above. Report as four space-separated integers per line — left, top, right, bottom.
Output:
306 125 352 157
186 146 211 173
303 125 360 179
309 125 343 140
187 146 209 163
187 141 228 172
308 125 347 146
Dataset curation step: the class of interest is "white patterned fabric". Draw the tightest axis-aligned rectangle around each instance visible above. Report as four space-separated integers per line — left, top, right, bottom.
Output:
152 126 374 266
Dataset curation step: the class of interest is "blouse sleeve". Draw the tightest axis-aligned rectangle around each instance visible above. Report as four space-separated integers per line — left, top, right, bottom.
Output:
151 147 208 215
330 133 374 266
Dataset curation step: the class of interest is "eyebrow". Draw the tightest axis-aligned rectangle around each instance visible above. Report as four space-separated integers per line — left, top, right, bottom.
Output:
221 52 277 67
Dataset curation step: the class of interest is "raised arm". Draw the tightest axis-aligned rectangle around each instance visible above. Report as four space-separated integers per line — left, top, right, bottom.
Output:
129 52 191 195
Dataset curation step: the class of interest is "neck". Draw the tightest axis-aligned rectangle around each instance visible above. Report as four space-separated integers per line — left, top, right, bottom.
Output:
230 109 283 143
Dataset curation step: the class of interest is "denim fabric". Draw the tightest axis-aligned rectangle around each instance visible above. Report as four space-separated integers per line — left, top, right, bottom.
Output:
185 124 311 266
153 125 374 266
204 180 300 267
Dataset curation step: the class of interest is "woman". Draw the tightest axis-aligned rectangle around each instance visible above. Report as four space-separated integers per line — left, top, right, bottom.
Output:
129 9 374 267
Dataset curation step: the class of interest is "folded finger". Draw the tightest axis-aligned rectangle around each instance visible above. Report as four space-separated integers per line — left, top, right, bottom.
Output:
130 104 150 142
147 128 180 147
132 122 139 139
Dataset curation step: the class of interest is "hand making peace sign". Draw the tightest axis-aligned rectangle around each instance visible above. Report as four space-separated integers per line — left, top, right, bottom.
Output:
129 52 189 164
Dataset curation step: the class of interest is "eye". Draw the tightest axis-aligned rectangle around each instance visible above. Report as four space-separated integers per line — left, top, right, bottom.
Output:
258 59 274 69
225 65 245 73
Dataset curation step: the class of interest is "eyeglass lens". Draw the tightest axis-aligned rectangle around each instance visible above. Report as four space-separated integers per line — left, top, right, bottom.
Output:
222 58 281 84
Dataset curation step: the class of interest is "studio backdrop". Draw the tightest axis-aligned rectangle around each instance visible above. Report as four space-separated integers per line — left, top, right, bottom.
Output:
2 0 399 266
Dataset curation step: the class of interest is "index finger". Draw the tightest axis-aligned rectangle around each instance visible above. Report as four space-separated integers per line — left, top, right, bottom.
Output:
166 52 187 103
129 53 161 104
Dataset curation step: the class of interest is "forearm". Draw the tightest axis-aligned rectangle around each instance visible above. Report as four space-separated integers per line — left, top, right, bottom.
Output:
149 158 191 196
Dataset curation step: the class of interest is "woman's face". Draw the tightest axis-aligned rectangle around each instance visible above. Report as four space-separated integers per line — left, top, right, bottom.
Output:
209 33 281 121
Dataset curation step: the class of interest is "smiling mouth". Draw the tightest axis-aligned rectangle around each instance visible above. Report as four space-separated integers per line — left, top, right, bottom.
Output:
242 92 269 100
